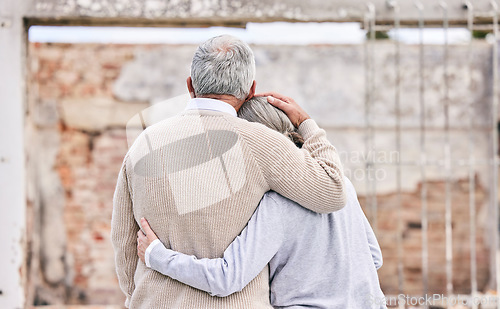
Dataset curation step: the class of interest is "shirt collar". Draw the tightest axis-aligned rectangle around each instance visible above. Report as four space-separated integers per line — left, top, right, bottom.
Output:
185 98 238 117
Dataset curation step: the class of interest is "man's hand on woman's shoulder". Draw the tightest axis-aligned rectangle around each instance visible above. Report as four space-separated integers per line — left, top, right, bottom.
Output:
255 92 311 128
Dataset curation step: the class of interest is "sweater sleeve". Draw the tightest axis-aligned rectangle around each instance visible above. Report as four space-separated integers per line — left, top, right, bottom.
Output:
148 193 284 297
240 119 345 214
111 160 139 307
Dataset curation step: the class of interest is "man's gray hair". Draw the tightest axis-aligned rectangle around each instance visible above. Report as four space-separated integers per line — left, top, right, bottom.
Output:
191 35 256 101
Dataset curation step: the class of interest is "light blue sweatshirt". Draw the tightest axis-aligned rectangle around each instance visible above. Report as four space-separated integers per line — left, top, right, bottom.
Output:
147 177 386 308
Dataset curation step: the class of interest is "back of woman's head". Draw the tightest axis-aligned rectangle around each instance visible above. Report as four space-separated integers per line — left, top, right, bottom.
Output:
238 96 304 148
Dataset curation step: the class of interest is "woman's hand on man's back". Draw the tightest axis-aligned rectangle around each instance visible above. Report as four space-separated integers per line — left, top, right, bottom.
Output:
137 217 159 263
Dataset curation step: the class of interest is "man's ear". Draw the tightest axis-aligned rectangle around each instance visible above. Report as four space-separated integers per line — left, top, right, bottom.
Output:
187 77 196 98
245 80 256 102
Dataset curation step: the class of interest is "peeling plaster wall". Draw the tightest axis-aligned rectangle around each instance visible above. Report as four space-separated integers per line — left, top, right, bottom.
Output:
112 42 495 194
26 41 496 304
6 1 496 308
26 43 148 305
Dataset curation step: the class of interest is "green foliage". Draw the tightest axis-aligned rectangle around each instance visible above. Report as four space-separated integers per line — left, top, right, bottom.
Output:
365 31 390 40
472 30 490 39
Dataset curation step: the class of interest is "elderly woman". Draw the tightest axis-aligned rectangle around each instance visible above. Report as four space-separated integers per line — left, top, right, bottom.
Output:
137 96 386 309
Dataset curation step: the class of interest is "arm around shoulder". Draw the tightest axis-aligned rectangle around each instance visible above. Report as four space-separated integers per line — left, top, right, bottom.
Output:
241 119 346 214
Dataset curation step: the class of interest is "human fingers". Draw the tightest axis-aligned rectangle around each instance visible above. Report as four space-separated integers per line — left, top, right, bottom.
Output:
267 96 289 111
140 217 156 238
268 96 309 127
137 233 148 255
257 92 309 127
137 234 146 251
137 230 147 243
137 242 145 262
255 92 291 103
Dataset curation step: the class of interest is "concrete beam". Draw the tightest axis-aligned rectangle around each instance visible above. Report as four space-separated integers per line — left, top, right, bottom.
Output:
0 0 27 308
24 0 500 27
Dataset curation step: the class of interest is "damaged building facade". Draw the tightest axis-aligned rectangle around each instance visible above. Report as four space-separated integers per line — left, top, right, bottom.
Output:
1 0 500 307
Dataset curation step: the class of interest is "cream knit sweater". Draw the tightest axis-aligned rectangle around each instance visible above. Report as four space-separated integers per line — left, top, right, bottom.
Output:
111 109 345 309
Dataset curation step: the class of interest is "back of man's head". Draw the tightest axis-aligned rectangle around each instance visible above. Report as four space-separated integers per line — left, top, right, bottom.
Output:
191 35 256 101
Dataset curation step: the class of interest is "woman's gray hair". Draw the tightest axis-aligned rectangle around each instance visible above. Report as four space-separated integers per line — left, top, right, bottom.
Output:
238 96 304 148
191 35 256 101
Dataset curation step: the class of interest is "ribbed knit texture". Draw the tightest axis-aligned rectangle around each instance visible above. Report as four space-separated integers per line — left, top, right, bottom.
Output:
111 109 345 309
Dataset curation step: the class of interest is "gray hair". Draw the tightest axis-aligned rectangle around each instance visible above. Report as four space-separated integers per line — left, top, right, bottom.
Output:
238 96 304 148
191 35 256 101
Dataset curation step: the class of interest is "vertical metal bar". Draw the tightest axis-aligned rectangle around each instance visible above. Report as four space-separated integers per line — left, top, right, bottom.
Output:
363 11 370 219
490 2 500 308
415 2 429 306
440 2 454 304
364 3 378 234
363 8 370 225
464 2 478 308
369 5 378 235
393 2 405 303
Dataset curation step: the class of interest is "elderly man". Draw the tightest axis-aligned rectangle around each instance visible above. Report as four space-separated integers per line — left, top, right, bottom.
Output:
111 35 346 308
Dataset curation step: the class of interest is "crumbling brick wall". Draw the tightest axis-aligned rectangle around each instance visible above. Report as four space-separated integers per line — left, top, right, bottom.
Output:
26 42 495 305
360 178 490 296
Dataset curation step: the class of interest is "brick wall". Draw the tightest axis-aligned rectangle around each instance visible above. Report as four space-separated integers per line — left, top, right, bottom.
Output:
26 42 495 305
27 43 146 305
360 178 490 296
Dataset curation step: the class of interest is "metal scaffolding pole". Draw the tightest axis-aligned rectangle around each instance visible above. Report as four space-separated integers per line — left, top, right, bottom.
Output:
390 2 405 304
464 2 479 309
490 1 500 308
364 3 378 234
415 2 429 307
439 2 454 304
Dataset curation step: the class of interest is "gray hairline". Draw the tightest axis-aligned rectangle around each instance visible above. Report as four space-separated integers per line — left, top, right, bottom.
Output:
238 96 296 136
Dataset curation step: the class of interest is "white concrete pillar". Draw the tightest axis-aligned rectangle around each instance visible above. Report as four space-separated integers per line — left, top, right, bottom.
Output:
0 0 27 308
